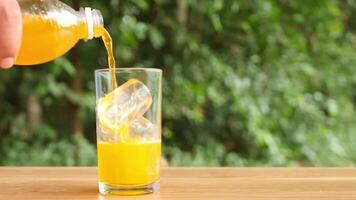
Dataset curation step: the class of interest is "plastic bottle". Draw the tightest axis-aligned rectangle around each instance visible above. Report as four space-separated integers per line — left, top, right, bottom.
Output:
15 0 104 65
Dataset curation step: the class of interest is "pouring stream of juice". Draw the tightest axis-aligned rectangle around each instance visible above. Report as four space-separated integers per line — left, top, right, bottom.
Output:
100 27 117 89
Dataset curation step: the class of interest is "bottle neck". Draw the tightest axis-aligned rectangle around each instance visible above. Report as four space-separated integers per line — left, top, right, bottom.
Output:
78 7 104 40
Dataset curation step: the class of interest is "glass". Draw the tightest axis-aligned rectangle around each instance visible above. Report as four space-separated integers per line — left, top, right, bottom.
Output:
95 68 162 195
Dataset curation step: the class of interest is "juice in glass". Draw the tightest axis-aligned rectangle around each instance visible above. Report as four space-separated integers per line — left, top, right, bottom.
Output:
97 141 161 186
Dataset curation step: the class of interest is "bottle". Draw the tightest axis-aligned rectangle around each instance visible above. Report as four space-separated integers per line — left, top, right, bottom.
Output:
15 0 104 65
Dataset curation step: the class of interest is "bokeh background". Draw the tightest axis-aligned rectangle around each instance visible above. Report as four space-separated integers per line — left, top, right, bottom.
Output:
1 0 356 166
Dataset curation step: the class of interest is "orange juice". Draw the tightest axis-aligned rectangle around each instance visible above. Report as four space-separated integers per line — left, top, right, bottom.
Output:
16 14 117 89
97 141 161 186
16 15 82 65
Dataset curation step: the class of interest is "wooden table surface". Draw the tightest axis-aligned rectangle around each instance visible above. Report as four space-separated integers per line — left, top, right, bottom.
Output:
1 167 356 199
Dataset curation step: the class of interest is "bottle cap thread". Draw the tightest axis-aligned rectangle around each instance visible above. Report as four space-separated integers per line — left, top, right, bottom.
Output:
85 7 94 40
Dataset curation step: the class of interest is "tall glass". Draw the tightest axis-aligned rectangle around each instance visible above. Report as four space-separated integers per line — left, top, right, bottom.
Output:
95 68 162 195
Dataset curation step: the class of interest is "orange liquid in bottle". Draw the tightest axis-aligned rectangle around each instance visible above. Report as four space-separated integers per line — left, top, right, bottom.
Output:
16 14 117 88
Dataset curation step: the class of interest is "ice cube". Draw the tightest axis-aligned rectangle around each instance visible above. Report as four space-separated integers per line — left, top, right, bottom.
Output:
126 116 159 142
111 79 152 121
96 119 120 142
97 79 152 133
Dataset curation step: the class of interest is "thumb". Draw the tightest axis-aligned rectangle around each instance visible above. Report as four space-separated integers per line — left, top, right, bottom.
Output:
0 0 22 69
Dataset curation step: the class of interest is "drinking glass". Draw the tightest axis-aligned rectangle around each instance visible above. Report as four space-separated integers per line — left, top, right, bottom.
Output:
95 68 162 195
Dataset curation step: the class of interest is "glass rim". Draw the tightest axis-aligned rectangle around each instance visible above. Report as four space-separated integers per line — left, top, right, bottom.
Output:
95 67 162 74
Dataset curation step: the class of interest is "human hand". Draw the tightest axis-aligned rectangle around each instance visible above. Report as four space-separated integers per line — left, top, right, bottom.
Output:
0 0 22 69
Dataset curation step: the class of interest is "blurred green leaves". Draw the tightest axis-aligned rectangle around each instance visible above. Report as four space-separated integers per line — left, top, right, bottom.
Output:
2 0 356 166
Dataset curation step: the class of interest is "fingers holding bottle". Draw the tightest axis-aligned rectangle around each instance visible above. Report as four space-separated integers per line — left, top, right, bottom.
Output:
0 0 22 69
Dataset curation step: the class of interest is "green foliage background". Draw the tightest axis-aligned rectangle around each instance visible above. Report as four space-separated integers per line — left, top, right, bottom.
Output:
1 0 356 166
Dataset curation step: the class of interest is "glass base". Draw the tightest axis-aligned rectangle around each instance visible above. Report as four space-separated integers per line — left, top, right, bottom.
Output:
98 180 159 195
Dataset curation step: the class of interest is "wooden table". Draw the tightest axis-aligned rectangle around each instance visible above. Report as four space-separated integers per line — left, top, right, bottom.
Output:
1 167 356 199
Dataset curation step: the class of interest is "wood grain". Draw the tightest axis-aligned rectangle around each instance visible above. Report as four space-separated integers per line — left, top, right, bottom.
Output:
1 167 356 199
